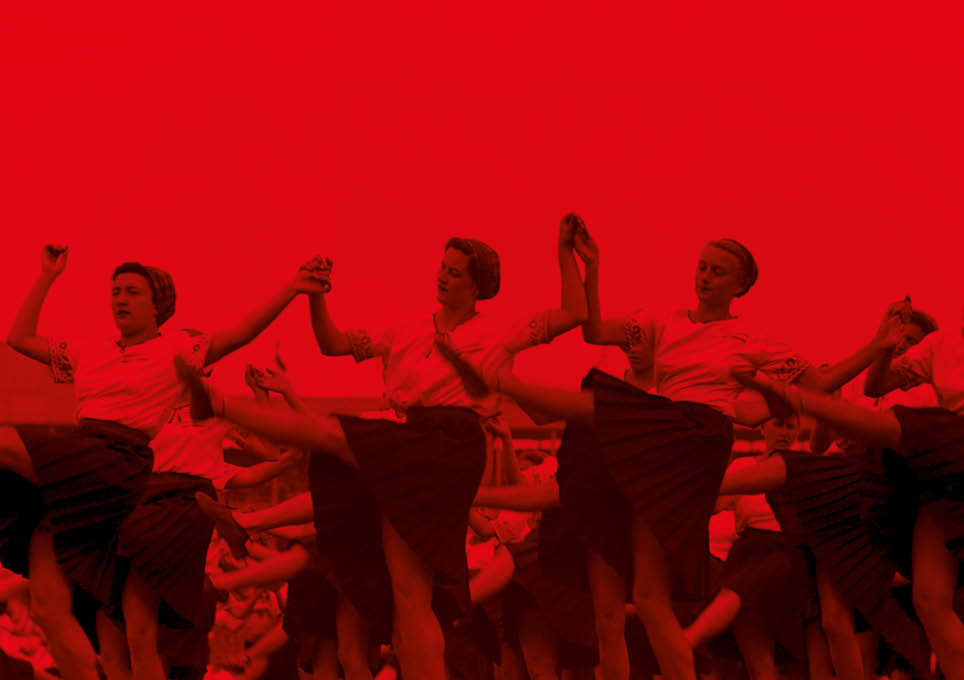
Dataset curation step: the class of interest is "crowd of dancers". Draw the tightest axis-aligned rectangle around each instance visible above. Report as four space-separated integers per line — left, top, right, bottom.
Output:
1 215 963 680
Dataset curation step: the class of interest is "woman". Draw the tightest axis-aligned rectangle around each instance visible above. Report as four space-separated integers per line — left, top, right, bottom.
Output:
436 229 898 680
182 217 588 679
4 244 325 680
684 414 822 680
720 307 964 680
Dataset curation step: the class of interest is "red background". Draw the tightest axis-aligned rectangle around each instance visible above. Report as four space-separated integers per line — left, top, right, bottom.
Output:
2 3 962 411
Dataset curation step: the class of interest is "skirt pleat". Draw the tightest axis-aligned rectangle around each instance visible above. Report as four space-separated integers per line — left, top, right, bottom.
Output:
782 451 931 674
309 406 486 636
283 566 338 642
116 472 216 627
588 369 734 600
17 420 152 607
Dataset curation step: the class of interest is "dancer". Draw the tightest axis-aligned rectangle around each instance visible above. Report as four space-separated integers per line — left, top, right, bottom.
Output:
725 308 964 680
4 244 325 680
186 217 589 679
435 230 901 680
684 414 821 680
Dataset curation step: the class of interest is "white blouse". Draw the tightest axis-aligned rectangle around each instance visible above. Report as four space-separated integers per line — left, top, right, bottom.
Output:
893 327 964 414
346 310 553 418
622 309 809 419
149 404 238 490
48 329 210 438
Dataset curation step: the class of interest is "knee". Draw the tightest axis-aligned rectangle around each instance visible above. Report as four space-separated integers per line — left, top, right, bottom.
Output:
28 584 69 631
593 601 627 644
337 641 371 680
913 583 951 621
819 608 853 641
389 574 433 613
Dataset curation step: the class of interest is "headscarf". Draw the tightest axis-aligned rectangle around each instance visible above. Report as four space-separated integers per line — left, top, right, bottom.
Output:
113 262 177 326
708 238 758 297
445 237 501 300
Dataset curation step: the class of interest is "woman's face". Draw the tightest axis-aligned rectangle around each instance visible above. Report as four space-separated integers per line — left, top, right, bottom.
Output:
112 272 157 334
895 322 926 357
694 245 745 305
437 248 478 307
762 414 800 453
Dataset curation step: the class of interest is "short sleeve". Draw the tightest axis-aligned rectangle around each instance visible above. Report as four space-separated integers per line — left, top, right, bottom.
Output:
48 336 77 383
172 329 212 370
345 323 395 362
892 332 936 391
746 335 810 384
502 310 552 354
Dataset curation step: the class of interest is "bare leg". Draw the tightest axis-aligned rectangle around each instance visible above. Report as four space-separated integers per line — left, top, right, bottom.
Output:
732 611 778 680
517 607 562 680
586 550 629 680
855 630 878 680
735 373 904 453
27 528 100 680
718 456 787 496
805 620 834 680
630 513 696 680
0 426 38 483
684 589 742 649
498 376 595 428
213 543 311 592
816 566 864 680
380 515 446 679
911 507 964 680
313 637 339 680
469 544 515 604
95 611 133 680
335 593 374 680
122 570 165 680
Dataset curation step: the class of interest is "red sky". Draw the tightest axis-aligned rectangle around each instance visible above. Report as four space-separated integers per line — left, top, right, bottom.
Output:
2 3 962 410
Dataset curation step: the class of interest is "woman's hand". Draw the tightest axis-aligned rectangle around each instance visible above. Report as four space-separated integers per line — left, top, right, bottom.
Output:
872 298 912 350
558 212 585 249
573 226 599 268
41 244 69 280
292 256 333 295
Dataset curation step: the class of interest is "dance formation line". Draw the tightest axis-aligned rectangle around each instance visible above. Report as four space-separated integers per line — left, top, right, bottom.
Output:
1 217 962 680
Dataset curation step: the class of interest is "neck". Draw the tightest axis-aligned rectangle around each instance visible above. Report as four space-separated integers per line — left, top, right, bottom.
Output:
119 327 159 347
691 300 733 323
435 302 478 332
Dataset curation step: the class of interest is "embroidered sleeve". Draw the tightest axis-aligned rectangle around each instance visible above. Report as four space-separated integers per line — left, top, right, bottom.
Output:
173 329 212 370
47 337 75 384
750 335 811 384
502 310 553 354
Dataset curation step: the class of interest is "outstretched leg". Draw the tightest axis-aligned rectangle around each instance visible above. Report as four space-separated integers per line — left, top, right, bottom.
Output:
586 550 629 680
734 373 903 453
684 588 742 649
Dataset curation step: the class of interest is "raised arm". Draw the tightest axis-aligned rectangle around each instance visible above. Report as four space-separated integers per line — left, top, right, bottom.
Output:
299 255 354 356
796 301 910 394
544 214 589 340
574 228 626 345
864 302 913 397
7 245 69 364
205 262 328 365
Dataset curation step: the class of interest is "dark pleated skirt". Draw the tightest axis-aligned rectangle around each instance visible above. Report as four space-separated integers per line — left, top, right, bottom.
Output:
309 406 486 638
115 472 217 627
892 406 964 559
502 529 598 669
720 528 811 659
0 470 45 576
781 450 931 674
569 369 734 600
283 566 338 642
17 419 152 607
